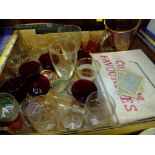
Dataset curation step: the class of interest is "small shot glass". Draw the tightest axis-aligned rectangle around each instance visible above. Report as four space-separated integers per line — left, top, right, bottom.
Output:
58 105 84 130
76 58 101 81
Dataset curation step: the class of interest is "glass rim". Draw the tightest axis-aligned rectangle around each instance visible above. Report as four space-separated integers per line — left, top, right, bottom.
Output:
76 58 101 74
0 92 18 120
58 25 81 33
104 19 141 33
27 99 57 124
85 91 116 117
48 38 77 56
71 79 97 104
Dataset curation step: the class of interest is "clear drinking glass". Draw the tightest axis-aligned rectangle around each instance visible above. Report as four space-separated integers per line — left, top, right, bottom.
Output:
58 25 81 51
84 91 116 129
49 38 77 80
0 93 19 123
58 105 84 130
76 58 101 81
0 93 22 132
101 19 141 52
27 96 60 134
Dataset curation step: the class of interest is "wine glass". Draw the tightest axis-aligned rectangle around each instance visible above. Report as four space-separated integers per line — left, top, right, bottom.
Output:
71 79 97 107
49 38 77 80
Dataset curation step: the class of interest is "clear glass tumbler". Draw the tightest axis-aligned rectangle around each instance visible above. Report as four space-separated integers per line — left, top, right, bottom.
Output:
76 58 101 81
58 105 84 130
84 91 116 129
0 93 22 132
27 98 59 134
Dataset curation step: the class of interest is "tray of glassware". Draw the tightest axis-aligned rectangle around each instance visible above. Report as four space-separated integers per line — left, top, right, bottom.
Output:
1 27 155 135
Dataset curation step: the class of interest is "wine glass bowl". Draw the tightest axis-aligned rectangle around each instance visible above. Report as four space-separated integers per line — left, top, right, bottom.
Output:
18 61 41 83
49 38 77 80
39 52 55 71
28 74 50 97
71 79 97 107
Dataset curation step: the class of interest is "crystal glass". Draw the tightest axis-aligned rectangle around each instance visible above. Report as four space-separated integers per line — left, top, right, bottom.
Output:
39 52 55 71
49 38 77 80
0 93 22 132
76 58 101 81
27 96 60 134
40 70 67 94
71 79 97 107
0 93 19 123
58 25 81 51
18 61 50 97
84 91 116 128
28 74 50 97
101 19 141 52
58 105 84 130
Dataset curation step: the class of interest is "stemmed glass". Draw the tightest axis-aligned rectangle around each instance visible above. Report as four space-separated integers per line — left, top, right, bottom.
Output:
49 38 77 81
48 25 81 94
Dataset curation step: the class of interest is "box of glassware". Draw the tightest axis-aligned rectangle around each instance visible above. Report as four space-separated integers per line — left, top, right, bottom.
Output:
1 29 155 135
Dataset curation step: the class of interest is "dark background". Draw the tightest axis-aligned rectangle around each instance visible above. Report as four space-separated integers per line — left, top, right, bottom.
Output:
0 19 149 30
0 19 105 31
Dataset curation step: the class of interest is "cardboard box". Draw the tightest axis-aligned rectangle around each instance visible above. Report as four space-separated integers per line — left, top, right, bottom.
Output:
1 29 155 135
